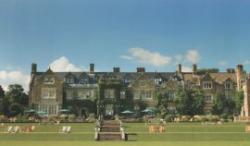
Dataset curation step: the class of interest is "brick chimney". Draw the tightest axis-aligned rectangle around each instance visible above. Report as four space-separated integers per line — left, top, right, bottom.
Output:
113 67 120 73
236 64 244 91
89 63 95 73
192 64 197 73
137 67 145 73
177 64 182 73
31 63 37 74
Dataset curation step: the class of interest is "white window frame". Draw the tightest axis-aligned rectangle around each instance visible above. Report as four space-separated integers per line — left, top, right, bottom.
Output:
41 88 56 99
104 89 115 99
203 81 213 89
225 82 233 90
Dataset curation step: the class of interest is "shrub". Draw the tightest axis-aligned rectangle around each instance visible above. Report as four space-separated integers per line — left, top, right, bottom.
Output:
181 115 191 122
68 114 76 122
220 113 228 120
165 114 175 122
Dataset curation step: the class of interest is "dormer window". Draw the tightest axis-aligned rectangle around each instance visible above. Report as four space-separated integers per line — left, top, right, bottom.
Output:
44 77 55 85
225 82 233 89
155 78 162 85
65 77 75 84
79 78 88 84
203 81 213 89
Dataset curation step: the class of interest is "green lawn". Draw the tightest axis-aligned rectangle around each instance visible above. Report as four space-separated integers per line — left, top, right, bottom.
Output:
0 122 250 146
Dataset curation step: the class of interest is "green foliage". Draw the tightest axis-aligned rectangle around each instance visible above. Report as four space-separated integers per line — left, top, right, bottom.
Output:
0 123 248 144
156 92 176 118
5 84 28 105
0 85 5 114
0 85 4 99
9 103 24 116
164 114 175 122
196 68 219 74
233 90 244 115
120 92 134 111
212 92 235 117
175 87 205 116
66 98 96 117
2 84 28 116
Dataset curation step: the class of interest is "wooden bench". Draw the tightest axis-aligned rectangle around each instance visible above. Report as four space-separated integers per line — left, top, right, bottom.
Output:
125 133 137 141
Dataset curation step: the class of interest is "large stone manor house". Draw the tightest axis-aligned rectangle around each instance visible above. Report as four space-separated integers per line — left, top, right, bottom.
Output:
29 63 250 118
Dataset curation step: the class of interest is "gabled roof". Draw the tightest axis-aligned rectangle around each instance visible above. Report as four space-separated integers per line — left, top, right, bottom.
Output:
182 72 237 85
210 73 237 84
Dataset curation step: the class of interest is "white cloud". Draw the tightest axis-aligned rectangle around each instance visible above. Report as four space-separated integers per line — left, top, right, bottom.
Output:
0 70 30 92
186 49 200 64
0 56 84 92
121 48 172 67
120 55 133 60
174 54 183 64
49 56 83 72
243 60 250 65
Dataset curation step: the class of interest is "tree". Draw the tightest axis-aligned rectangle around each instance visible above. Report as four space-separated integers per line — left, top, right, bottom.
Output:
233 90 244 116
0 85 4 99
192 89 205 114
0 85 5 114
175 87 205 116
156 92 176 118
5 84 28 105
212 92 235 117
9 103 23 117
66 97 96 117
196 68 219 74
3 84 28 116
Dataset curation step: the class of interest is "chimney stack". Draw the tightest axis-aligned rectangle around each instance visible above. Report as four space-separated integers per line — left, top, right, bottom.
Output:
31 63 37 74
137 67 145 73
192 64 197 73
90 63 95 73
177 64 182 73
237 64 243 73
113 67 120 73
236 64 244 91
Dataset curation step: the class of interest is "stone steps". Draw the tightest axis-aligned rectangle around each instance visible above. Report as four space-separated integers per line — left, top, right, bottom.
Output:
100 126 120 132
97 132 122 141
96 120 123 141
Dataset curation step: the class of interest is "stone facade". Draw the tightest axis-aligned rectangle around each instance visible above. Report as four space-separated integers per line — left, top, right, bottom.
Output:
29 63 250 117
29 68 63 116
242 76 250 117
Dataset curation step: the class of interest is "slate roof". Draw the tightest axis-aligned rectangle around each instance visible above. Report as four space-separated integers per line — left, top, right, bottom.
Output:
182 72 237 85
35 68 239 87
34 70 180 86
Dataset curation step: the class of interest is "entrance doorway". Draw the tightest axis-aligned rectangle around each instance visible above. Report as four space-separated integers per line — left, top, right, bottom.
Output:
104 104 114 119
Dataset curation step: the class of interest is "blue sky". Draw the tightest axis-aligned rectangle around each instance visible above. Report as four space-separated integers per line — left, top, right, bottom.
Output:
0 0 250 90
